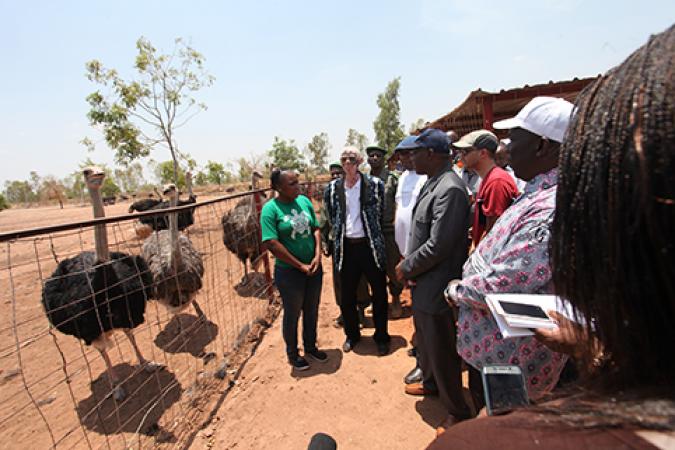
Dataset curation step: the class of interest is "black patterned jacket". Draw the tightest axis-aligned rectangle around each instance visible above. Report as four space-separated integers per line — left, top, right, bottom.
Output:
323 173 386 272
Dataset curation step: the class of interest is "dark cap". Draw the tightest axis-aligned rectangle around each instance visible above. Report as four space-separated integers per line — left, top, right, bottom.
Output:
413 128 450 154
365 145 386 156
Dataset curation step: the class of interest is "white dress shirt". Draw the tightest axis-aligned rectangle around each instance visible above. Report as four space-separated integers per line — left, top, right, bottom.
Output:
344 177 365 238
394 170 427 255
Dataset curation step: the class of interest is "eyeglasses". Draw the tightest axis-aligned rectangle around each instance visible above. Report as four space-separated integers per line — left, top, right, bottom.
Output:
340 156 358 164
458 147 478 155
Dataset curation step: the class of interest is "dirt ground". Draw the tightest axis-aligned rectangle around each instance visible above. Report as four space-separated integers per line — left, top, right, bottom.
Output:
0 198 278 449
0 200 455 450
190 272 453 450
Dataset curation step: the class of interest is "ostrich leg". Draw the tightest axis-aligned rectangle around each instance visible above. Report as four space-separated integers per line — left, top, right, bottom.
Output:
123 329 164 373
192 300 207 321
192 300 216 363
97 347 126 401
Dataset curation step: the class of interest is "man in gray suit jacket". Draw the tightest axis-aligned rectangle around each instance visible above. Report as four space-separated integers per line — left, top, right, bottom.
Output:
395 129 473 430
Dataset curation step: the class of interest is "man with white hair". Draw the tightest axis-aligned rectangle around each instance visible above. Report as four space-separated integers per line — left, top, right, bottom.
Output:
324 147 391 356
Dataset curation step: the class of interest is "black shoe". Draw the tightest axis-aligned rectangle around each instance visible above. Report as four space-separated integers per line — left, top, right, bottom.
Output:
289 355 310 371
404 366 423 384
407 347 417 358
377 341 390 356
333 315 344 328
342 338 359 353
306 349 328 363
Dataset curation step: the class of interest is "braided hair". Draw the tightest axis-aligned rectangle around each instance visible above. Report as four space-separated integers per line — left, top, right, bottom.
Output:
552 25 675 392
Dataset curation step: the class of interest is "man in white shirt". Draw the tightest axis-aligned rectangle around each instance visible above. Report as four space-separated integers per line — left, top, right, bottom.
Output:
394 136 428 256
496 138 527 193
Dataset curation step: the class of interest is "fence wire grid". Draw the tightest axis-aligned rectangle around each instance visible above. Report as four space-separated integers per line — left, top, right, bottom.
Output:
0 183 324 449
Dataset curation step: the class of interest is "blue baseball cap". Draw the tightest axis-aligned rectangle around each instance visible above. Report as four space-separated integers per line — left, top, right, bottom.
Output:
414 128 450 154
394 136 421 152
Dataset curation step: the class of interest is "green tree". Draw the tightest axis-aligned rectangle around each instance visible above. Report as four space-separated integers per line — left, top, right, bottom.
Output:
154 160 187 187
373 77 405 154
205 160 227 185
306 132 330 174
114 162 145 193
194 171 208 186
84 36 214 187
101 177 121 197
345 128 369 151
0 193 9 211
4 180 36 204
268 137 304 171
39 176 67 209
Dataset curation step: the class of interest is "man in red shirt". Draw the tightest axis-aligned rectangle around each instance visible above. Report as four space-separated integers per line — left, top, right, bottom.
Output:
454 130 518 246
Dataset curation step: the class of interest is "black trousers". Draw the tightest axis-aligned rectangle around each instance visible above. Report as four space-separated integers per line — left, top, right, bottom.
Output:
414 308 472 419
339 239 389 344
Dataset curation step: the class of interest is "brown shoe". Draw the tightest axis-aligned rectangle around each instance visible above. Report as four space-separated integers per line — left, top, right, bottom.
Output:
404 383 438 396
435 415 463 437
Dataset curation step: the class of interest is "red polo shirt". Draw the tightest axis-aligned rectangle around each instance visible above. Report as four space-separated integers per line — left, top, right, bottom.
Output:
472 166 519 246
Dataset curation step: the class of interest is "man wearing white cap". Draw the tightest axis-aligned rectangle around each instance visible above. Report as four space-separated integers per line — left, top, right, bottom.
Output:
444 96 574 418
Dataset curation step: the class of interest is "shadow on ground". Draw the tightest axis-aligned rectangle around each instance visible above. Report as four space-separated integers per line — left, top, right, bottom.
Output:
154 314 218 359
235 273 270 299
292 348 343 378
352 335 408 357
76 363 181 441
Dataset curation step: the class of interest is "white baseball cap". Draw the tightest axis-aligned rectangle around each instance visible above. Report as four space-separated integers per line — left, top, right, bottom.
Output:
493 96 574 143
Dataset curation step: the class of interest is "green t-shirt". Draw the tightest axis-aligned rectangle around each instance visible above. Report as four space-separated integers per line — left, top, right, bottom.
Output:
260 195 318 269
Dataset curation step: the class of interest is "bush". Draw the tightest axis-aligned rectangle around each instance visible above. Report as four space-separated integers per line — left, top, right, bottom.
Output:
0 193 10 211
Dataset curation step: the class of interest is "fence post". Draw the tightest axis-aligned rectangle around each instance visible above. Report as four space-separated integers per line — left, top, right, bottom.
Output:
253 190 275 300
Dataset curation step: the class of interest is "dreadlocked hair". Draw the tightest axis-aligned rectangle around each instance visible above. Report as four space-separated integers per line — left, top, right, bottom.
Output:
552 24 675 394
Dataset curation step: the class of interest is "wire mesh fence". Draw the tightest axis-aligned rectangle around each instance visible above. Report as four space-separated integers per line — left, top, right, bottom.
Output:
0 184 323 449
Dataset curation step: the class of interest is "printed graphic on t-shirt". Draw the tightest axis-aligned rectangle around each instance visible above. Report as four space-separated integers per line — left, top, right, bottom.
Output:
283 209 311 239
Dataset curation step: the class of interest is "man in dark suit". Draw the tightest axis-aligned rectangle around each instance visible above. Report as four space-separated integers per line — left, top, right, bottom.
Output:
395 128 473 431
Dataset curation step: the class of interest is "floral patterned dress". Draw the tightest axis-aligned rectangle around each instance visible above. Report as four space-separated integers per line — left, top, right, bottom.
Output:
453 168 568 400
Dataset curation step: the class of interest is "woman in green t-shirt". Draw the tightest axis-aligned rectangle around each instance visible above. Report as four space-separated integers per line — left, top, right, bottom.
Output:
260 169 327 371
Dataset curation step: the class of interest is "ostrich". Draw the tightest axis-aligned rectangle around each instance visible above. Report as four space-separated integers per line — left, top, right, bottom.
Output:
142 184 206 328
221 171 266 285
136 175 197 232
41 167 162 401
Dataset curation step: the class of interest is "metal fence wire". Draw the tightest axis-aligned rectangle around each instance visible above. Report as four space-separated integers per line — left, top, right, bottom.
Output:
0 184 329 449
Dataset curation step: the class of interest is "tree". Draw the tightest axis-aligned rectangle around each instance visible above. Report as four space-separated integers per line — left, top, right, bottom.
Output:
205 160 227 185
268 137 304 171
4 180 36 204
39 176 67 209
153 160 187 187
114 162 145 193
373 77 405 154
101 177 121 197
306 132 330 174
409 118 426 134
84 36 214 188
345 128 369 151
0 193 9 211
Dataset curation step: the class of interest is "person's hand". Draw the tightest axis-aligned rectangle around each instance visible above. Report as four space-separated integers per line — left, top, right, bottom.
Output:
534 311 585 358
395 261 406 282
308 256 321 275
444 279 461 307
299 264 313 275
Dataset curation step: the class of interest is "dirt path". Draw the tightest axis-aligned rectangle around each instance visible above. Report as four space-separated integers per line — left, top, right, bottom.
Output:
192 262 449 450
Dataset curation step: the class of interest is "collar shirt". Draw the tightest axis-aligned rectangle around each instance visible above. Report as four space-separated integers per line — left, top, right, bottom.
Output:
454 168 567 400
344 177 365 238
394 170 427 255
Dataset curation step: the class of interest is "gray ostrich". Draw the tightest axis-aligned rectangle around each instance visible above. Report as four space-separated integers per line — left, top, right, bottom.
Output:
221 171 266 286
142 184 206 327
41 167 162 401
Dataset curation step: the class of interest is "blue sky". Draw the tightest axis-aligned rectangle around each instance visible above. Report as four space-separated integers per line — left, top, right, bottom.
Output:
1 0 673 185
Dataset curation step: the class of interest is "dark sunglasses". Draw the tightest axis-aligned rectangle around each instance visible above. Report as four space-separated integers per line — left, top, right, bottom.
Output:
340 156 358 164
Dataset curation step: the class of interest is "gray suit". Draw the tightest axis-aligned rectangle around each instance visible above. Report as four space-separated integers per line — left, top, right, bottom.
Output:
400 161 473 419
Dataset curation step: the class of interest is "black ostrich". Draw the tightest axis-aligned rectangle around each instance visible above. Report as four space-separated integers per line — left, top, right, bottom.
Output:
142 184 206 324
135 173 197 233
221 171 266 285
41 167 162 401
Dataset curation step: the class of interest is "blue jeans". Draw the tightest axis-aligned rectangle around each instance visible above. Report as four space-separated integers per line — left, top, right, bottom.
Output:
274 265 323 358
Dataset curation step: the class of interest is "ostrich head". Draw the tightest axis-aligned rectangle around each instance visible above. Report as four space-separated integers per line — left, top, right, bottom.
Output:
83 166 105 190
162 183 177 196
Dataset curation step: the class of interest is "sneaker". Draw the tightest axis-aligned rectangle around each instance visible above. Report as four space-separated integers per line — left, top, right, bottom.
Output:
289 355 310 371
306 349 328 363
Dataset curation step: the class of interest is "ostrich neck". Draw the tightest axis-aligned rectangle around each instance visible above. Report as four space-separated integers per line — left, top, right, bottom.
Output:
89 186 110 262
168 193 182 268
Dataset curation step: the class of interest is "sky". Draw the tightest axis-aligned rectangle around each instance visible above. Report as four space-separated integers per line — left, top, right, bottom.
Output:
1 0 673 186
